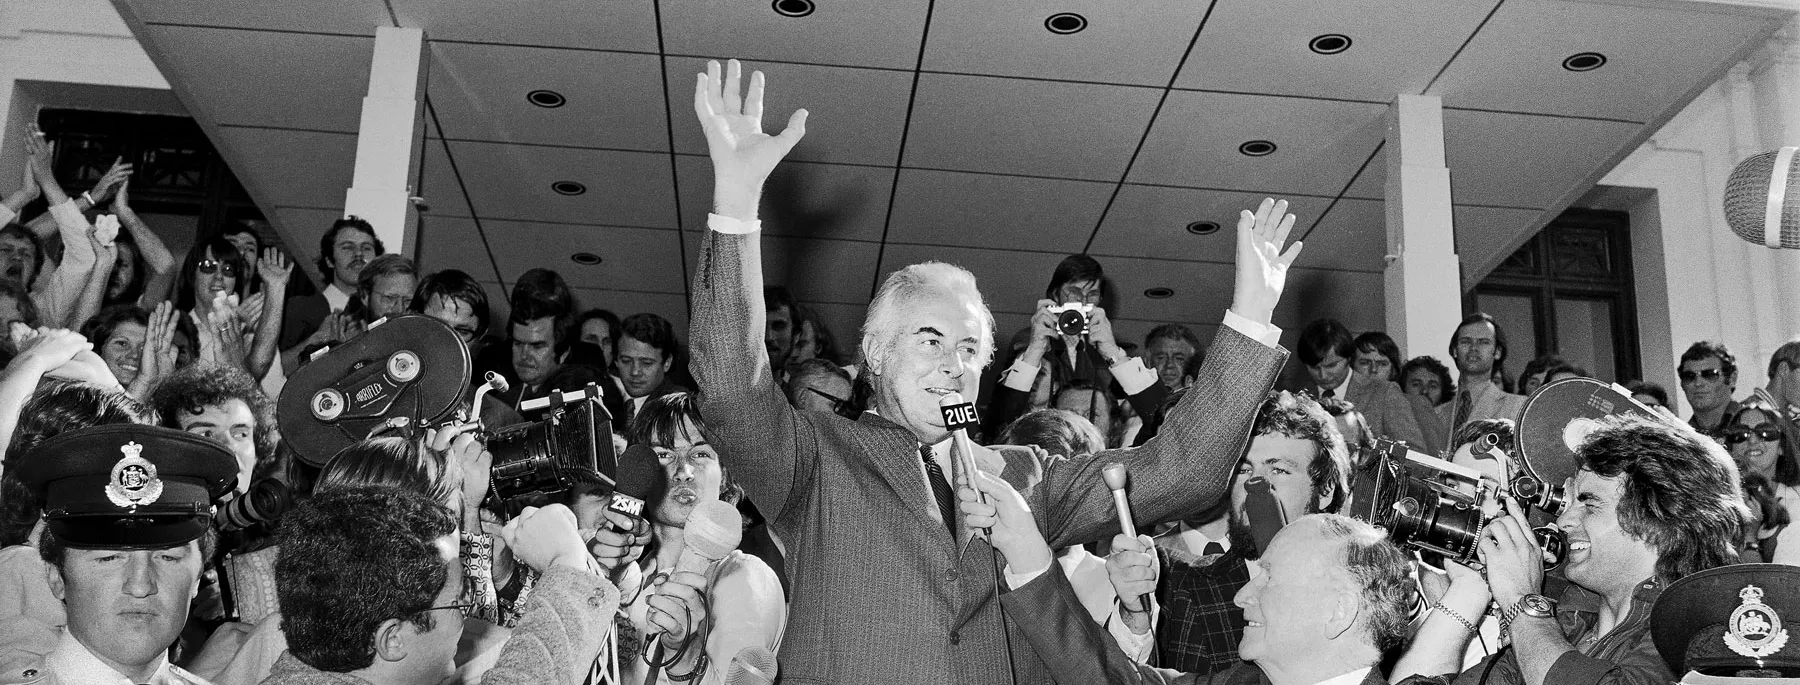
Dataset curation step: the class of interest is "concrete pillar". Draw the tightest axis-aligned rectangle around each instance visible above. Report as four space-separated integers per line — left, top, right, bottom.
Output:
343 26 424 256
1383 94 1464 371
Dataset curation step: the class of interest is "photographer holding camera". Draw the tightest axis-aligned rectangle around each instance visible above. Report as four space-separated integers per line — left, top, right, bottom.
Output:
1391 415 1748 685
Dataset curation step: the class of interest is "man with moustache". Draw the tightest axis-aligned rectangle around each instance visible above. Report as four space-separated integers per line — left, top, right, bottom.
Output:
6 424 238 684
1391 414 1748 685
278 217 382 373
689 59 1297 683
1106 391 1352 674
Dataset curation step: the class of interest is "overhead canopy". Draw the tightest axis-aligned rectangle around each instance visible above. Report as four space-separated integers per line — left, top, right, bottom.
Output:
111 0 1792 342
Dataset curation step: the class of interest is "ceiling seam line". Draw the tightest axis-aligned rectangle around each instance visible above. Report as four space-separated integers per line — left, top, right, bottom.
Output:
423 95 509 294
1298 140 1384 243
868 0 937 299
141 22 374 39
1080 0 1221 254
648 0 692 312
1421 0 1506 95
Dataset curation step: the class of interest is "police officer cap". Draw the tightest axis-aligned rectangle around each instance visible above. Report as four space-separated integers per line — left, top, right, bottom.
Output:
1652 563 1800 679
15 424 237 550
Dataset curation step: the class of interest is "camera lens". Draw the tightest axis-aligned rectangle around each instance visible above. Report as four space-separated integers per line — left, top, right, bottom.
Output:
1055 309 1087 337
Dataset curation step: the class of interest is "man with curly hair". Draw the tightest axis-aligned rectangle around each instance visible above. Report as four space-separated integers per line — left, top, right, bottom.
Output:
149 364 275 494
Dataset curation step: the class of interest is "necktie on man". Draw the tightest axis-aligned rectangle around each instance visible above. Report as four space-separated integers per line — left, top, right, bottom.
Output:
920 444 959 538
1202 540 1226 557
1322 388 1336 400
1451 389 1473 430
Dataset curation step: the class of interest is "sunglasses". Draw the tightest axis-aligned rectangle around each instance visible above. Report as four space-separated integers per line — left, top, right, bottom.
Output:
197 260 240 278
1726 425 1784 445
1678 368 1726 382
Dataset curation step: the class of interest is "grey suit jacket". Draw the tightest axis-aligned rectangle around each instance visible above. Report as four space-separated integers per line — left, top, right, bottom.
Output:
689 229 1287 685
1342 371 1428 448
1435 380 1527 437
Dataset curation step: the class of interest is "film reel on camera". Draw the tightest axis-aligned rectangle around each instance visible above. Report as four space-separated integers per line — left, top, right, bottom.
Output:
1515 377 1665 491
277 315 472 466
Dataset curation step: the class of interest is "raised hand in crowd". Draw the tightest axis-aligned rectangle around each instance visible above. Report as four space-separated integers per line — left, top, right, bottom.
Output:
1231 197 1304 326
695 58 808 219
243 246 292 378
1104 533 1160 635
1 145 39 215
0 326 94 462
502 503 595 574
14 324 119 391
192 295 250 373
69 216 119 329
122 300 178 400
110 179 179 304
87 157 132 208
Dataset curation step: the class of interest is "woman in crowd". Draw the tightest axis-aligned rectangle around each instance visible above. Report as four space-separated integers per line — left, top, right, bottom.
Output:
78 301 177 401
172 236 292 379
1725 399 1800 565
619 392 785 685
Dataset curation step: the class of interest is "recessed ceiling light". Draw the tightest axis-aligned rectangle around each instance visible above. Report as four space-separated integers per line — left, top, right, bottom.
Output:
1045 13 1087 35
526 90 565 108
1144 287 1175 299
1238 140 1277 157
1308 34 1352 55
571 252 602 265
551 181 586 196
771 0 814 18
1562 52 1606 72
1186 221 1221 235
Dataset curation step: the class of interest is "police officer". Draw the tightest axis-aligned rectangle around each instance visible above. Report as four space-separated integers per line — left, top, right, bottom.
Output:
1651 563 1800 683
5 424 237 685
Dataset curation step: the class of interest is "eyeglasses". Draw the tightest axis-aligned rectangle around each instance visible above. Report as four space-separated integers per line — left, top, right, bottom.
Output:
420 602 474 618
1726 425 1784 445
805 387 860 420
196 260 240 278
1678 368 1726 382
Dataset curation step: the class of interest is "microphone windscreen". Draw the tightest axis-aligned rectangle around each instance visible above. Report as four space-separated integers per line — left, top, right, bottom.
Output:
614 444 666 502
1101 462 1128 491
1242 476 1287 554
725 646 777 685
683 499 744 561
1724 147 1800 249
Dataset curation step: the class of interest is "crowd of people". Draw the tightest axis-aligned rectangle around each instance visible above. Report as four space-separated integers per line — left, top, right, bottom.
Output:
0 59 1794 685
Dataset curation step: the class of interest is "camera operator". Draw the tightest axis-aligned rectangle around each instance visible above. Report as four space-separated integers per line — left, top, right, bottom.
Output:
1392 415 1749 685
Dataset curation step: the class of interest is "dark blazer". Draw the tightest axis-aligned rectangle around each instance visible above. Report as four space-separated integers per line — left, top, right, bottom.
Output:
278 292 331 351
1003 568 1386 685
689 229 1286 685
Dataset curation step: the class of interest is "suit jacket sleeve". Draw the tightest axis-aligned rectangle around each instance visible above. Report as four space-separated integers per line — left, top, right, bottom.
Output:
1001 562 1197 685
481 565 621 685
1377 381 1428 447
690 229 814 522
1034 325 1286 549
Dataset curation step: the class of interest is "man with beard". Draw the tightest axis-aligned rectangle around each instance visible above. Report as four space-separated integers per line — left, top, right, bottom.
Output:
1105 391 1351 675
617 393 785 684
278 217 382 373
9 424 238 685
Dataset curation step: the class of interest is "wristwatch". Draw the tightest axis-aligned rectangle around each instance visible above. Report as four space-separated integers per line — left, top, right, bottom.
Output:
1501 593 1556 638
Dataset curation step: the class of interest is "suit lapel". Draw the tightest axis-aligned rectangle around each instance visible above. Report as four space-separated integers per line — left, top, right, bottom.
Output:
855 413 959 548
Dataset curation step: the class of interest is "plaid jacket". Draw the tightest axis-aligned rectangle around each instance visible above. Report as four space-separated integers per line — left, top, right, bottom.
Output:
1155 547 1253 676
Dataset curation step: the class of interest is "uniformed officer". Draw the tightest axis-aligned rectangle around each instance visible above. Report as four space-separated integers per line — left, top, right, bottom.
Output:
6 424 236 685
1651 563 1800 683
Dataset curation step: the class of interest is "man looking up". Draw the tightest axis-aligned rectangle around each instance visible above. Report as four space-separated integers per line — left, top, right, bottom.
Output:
688 59 1298 684
13 425 239 685
1680 341 1742 440
1440 312 1525 434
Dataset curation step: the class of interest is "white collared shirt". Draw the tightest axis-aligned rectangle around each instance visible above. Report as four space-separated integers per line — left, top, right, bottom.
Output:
1174 522 1231 557
1314 667 1372 685
322 283 351 312
1326 371 1353 400
43 629 209 684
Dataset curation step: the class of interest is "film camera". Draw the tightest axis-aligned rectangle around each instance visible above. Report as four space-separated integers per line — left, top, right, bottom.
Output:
1047 302 1094 336
278 315 614 502
1351 377 1664 570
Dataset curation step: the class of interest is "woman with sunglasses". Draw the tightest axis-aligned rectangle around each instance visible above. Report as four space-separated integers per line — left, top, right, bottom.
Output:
1725 399 1800 564
173 236 291 379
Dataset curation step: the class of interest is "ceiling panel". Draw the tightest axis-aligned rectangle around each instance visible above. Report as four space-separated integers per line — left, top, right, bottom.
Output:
129 0 388 35
440 140 677 228
672 155 893 243
388 0 659 53
1443 108 1641 209
659 0 929 71
141 25 370 132
663 60 914 167
416 136 472 218
1298 198 1388 273
758 236 883 306
425 42 667 151
413 216 504 285
478 220 685 294
1128 90 1387 193
1089 185 1329 264
1341 145 1386 200
212 128 356 210
1427 0 1781 122
1175 0 1495 102
923 0 1207 87
270 207 350 283
885 169 1113 252
903 73 1161 181
1095 256 1239 326
1452 204 1547 283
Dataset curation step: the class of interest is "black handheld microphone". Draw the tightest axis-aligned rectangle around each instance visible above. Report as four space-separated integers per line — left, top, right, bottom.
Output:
1242 476 1288 555
606 444 665 534
1101 462 1152 613
938 392 988 537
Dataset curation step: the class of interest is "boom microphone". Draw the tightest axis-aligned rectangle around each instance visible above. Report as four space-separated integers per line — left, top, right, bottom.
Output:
606 444 664 534
1724 146 1800 249
675 499 743 576
724 646 777 685
938 392 989 536
1101 462 1150 613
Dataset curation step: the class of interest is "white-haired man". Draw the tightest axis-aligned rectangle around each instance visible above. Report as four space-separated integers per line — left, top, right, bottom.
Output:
688 59 1302 684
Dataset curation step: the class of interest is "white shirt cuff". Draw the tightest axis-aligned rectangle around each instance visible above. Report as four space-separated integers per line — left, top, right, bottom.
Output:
999 359 1040 393
1003 562 1051 590
1223 309 1281 348
707 213 761 234
1109 357 1157 395
1107 597 1160 662
48 199 88 233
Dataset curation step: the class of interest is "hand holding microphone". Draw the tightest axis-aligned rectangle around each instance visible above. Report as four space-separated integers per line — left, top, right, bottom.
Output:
1102 463 1154 613
938 392 988 537
648 500 741 648
957 468 1053 576
584 444 662 573
1105 533 1159 632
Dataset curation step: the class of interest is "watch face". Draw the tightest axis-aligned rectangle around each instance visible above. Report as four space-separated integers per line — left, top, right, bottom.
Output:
1521 594 1556 616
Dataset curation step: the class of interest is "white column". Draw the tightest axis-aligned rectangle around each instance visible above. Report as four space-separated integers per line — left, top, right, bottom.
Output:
1383 94 1464 371
343 26 424 256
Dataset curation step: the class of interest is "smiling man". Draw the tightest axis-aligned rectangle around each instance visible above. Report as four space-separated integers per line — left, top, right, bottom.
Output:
1679 341 1742 440
1393 414 1749 685
12 424 238 685
689 59 1296 684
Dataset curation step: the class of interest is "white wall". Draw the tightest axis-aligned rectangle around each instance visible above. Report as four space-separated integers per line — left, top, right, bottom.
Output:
1593 17 1800 417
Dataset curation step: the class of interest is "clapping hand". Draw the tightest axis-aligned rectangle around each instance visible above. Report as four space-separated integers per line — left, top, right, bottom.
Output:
258 248 292 292
89 157 133 205
695 59 808 190
1230 198 1304 326
127 302 178 398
